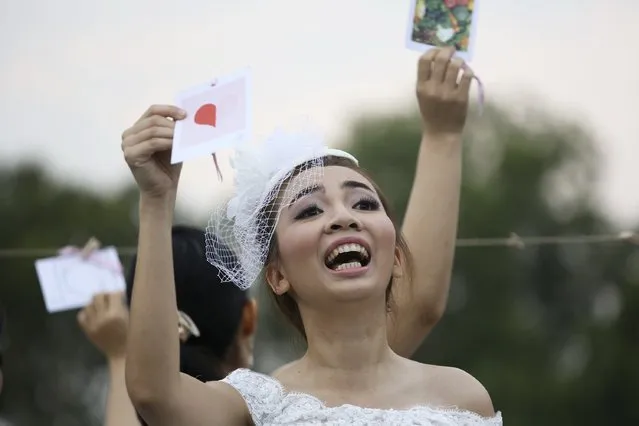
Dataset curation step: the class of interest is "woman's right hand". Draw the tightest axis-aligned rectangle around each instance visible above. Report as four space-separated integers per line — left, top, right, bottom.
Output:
121 104 186 198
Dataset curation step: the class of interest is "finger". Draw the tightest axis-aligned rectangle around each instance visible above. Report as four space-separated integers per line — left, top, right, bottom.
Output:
123 125 175 149
108 292 126 311
123 139 173 166
457 64 475 97
138 104 186 122
444 57 464 88
77 309 87 326
86 296 98 318
122 115 175 142
103 292 112 311
417 48 438 82
431 46 456 83
94 293 108 314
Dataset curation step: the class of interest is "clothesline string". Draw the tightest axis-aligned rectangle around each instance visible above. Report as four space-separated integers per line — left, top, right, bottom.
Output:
0 232 636 259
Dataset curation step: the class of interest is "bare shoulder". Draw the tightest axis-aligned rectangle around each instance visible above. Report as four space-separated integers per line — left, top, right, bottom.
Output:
421 363 496 418
396 359 496 419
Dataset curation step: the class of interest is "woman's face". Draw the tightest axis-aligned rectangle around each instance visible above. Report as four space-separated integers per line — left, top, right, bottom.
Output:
267 165 398 308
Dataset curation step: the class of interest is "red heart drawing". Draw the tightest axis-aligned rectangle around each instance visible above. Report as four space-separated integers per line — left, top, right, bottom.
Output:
194 103 217 127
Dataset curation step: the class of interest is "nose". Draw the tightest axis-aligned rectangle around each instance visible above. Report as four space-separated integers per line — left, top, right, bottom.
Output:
324 206 362 233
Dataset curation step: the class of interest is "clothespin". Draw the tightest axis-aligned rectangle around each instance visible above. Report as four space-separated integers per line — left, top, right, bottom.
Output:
58 237 122 274
506 232 525 249
178 310 200 342
58 236 101 258
619 231 639 245
79 237 101 259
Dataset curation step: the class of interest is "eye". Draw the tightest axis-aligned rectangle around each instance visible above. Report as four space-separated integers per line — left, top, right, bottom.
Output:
353 196 380 211
294 204 323 220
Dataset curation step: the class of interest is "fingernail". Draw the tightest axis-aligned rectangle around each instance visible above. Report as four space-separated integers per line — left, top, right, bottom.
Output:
179 109 187 118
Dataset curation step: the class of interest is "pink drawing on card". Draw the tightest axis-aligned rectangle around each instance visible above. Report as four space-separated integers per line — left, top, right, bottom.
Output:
194 103 217 127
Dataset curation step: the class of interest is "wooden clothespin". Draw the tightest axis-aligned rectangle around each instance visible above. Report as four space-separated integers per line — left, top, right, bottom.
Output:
79 237 101 259
619 231 639 245
178 310 200 343
506 232 525 250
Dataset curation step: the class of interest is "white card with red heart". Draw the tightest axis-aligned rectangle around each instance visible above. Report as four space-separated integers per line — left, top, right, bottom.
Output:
171 68 253 164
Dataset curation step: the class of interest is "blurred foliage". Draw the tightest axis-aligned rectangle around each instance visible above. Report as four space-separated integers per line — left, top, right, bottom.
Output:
0 100 638 425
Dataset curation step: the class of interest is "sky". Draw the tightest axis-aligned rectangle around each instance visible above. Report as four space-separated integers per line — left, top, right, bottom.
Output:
1 0 638 228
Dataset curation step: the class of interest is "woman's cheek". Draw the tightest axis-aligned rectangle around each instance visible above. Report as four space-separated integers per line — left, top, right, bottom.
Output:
277 226 321 267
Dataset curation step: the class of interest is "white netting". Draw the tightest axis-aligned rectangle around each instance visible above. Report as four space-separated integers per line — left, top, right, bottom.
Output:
205 130 359 290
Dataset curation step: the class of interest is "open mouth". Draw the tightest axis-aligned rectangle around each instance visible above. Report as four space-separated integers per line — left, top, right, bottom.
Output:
324 243 371 271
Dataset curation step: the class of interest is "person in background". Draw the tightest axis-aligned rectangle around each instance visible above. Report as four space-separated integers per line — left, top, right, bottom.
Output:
78 292 137 426
78 225 257 426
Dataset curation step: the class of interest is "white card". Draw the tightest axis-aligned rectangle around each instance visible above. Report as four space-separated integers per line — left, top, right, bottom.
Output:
34 247 126 313
171 68 253 164
405 0 479 61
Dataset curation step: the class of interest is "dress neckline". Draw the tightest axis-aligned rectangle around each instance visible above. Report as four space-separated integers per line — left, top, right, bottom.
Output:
229 368 502 422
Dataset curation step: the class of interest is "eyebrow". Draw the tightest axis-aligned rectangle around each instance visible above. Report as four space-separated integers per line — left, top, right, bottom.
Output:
342 180 374 193
287 180 375 208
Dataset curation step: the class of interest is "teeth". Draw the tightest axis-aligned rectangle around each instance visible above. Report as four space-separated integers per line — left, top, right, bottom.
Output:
335 261 362 271
325 243 369 264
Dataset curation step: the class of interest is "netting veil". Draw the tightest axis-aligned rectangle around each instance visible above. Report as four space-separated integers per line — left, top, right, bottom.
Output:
205 130 359 290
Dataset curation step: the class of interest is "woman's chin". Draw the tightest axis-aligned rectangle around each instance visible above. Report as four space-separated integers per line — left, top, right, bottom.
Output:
320 266 387 302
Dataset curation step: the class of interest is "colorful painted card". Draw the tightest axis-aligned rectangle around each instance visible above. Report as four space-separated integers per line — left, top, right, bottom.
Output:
406 0 479 61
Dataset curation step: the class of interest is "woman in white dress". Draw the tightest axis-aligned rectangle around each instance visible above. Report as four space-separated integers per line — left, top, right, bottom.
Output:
122 47 503 425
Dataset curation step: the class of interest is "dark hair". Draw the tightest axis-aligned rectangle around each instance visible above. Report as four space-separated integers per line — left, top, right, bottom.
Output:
263 156 414 340
125 225 248 382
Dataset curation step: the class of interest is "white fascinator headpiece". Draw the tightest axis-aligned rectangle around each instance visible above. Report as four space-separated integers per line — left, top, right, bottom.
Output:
205 130 359 290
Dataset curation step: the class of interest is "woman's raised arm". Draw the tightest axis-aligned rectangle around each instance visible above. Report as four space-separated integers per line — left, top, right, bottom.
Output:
388 47 474 358
121 105 248 426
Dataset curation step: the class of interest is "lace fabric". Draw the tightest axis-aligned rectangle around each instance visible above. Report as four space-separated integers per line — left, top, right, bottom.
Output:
221 368 503 426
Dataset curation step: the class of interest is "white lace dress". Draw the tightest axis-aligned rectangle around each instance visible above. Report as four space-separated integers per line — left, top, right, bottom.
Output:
222 368 503 425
